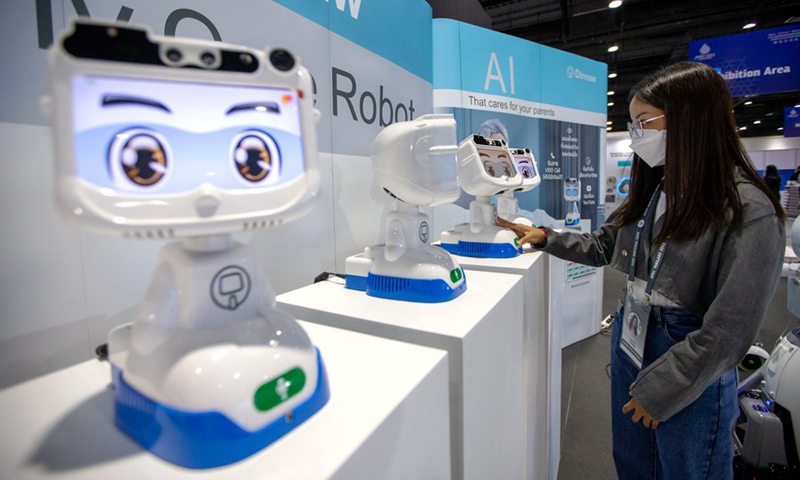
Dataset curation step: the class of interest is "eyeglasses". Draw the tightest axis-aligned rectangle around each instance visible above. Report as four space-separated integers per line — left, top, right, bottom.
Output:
627 115 665 138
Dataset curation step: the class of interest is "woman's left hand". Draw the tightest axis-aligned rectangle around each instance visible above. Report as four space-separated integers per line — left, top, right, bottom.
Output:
622 397 660 429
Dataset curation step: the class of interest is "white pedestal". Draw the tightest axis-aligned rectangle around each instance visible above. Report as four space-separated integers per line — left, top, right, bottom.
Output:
0 321 450 480
277 270 525 480
449 249 554 480
550 221 604 349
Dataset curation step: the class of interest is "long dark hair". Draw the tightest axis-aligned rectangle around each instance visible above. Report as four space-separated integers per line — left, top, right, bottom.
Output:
615 61 785 243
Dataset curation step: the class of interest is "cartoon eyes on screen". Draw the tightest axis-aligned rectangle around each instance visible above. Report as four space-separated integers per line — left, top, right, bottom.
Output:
232 130 279 183
110 129 169 186
479 148 517 179
104 94 284 191
515 157 535 179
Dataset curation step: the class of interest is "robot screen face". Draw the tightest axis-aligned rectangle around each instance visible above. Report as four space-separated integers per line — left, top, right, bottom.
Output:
72 75 305 194
514 155 537 181
478 147 517 179
564 178 581 200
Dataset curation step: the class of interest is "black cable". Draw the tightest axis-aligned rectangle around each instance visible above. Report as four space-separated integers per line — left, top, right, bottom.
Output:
313 271 345 284
95 343 108 361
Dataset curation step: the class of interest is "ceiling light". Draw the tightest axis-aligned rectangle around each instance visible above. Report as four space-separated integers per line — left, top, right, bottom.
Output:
766 112 774 116
753 120 761 124
607 121 613 125
608 102 615 106
744 100 753 105
607 44 620 53
795 104 800 108
743 22 757 29
607 126 613 131
608 72 618 79
608 1 623 9
738 126 747 131
608 90 615 96
779 127 784 131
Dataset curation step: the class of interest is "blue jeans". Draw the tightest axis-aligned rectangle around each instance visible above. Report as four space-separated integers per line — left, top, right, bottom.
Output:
611 300 738 480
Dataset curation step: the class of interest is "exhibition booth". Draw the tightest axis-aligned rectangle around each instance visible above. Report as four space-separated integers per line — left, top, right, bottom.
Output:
0 1 607 479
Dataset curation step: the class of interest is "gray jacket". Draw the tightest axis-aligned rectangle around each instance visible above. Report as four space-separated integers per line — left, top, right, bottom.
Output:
541 173 785 421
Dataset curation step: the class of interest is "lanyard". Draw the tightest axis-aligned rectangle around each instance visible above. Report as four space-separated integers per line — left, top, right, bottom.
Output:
627 181 667 304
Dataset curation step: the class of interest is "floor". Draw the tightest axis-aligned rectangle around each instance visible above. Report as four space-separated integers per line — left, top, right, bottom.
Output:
556 264 797 479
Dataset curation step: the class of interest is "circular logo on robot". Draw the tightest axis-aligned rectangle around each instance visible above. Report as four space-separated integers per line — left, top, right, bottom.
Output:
210 266 251 311
419 221 429 243
566 66 575 79
637 219 645 228
627 312 642 337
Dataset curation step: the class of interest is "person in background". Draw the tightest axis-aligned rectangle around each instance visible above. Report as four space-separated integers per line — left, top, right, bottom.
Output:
789 165 800 182
764 164 781 201
499 61 785 480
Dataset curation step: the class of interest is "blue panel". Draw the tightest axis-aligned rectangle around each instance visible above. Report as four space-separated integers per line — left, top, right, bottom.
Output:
274 0 433 82
539 45 608 113
786 107 800 138
689 25 800 97
455 22 541 102
432 19 463 91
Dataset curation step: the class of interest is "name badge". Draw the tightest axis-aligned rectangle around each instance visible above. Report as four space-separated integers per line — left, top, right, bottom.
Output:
620 290 650 369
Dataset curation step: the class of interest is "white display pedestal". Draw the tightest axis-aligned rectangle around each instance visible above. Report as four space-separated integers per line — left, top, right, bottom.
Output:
551 221 604 349
448 249 554 480
0 321 451 480
277 270 525 480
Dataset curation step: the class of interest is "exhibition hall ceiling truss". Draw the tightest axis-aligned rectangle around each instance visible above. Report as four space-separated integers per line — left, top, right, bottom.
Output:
478 0 800 137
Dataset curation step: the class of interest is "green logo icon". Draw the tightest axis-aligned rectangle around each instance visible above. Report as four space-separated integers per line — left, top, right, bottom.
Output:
254 367 306 412
450 268 463 283
514 237 520 246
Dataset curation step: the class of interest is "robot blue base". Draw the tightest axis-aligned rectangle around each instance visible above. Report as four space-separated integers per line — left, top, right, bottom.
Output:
440 240 522 258
112 349 330 469
346 270 467 303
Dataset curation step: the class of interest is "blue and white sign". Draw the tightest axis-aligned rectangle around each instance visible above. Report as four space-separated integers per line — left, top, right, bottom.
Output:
786 107 800 138
689 25 800 97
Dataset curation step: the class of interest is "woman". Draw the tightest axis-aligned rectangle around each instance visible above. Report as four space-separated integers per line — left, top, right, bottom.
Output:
499 61 785 479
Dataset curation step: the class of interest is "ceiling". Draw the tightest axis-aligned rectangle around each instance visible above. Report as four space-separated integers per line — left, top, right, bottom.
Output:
476 0 800 137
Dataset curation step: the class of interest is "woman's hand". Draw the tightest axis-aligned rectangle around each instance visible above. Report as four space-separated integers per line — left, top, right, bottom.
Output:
622 397 660 429
496 217 546 245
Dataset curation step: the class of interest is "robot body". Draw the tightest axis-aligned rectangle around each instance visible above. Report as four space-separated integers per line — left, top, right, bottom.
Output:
345 114 467 302
47 20 328 468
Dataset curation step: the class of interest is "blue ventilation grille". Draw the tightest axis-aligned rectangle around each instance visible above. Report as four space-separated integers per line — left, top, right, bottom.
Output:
365 272 466 303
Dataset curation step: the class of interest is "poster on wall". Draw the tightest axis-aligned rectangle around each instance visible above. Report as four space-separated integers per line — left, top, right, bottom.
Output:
432 19 607 229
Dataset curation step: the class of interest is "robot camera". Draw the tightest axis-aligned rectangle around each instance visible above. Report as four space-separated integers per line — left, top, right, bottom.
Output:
269 49 296 72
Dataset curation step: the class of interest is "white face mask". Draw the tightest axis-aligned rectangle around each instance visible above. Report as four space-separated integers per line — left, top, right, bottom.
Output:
630 129 666 168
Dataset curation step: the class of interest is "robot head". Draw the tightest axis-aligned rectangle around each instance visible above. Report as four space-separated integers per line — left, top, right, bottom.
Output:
564 177 581 201
509 148 541 192
371 114 460 207
47 20 320 238
457 134 522 197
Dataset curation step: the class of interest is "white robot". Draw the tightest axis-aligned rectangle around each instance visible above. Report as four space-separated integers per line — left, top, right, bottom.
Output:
440 134 524 257
496 147 541 227
564 177 581 227
734 217 800 477
345 114 467 302
46 20 328 468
